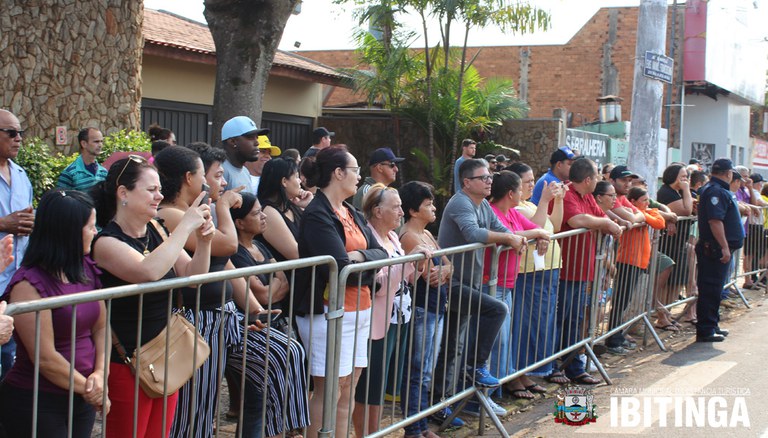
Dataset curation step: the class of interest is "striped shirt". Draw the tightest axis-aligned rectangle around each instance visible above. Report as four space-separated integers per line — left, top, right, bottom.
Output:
57 155 107 191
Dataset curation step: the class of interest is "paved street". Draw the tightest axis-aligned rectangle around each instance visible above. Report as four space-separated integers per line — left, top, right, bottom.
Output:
462 289 768 438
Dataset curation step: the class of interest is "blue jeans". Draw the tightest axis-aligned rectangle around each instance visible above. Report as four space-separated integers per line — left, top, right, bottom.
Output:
556 280 588 378
238 382 264 438
516 269 559 377
401 306 444 436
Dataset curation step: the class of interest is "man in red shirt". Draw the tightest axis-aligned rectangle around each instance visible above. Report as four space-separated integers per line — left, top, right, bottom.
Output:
555 158 621 385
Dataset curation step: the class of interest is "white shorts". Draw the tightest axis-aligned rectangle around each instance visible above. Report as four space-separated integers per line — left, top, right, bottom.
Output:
296 306 371 378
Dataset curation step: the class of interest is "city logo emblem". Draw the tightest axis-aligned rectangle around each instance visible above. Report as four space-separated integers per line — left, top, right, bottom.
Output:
554 385 598 426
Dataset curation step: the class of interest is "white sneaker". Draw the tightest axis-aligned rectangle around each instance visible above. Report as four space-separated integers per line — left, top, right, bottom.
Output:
463 398 507 417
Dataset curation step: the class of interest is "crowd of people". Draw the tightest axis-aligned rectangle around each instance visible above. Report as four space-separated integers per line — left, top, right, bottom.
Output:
0 107 761 437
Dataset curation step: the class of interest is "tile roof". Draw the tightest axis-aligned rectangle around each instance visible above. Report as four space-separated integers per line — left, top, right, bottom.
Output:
143 8 347 81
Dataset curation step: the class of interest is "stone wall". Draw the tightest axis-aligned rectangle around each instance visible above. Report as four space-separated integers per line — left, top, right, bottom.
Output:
0 1 143 153
495 118 564 177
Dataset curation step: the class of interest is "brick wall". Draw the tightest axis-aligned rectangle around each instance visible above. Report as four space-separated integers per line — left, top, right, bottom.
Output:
301 5 683 136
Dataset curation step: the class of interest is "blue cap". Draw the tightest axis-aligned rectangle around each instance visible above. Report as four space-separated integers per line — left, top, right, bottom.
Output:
222 116 270 141
550 146 576 164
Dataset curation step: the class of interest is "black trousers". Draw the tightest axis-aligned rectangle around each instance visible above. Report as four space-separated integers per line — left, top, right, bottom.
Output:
0 382 95 438
695 241 732 337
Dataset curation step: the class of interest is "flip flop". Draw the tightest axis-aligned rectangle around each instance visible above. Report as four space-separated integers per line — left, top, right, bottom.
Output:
525 384 547 394
510 389 535 400
545 371 570 385
655 324 680 332
573 373 601 385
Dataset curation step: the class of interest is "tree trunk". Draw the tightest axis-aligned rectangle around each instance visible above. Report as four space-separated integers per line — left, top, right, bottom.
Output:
204 0 298 146
419 11 436 181
628 0 668 196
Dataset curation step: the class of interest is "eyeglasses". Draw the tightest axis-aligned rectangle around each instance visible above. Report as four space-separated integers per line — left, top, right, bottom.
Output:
378 162 397 169
467 174 493 183
116 154 148 185
0 128 23 138
346 166 361 175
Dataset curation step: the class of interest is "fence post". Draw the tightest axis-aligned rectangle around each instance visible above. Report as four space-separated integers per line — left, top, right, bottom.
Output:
319 263 341 438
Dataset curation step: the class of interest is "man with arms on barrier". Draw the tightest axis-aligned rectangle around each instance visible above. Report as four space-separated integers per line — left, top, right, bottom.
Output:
554 157 621 385
433 158 525 419
0 109 34 379
695 158 744 342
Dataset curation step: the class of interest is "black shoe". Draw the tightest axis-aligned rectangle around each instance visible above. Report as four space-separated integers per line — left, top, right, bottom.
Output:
715 328 730 336
696 334 726 342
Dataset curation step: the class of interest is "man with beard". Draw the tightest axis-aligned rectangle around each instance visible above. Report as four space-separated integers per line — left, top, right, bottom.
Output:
221 116 270 195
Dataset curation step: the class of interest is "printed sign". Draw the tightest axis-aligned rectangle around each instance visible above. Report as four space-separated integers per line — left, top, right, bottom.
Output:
554 385 598 426
566 129 610 168
644 52 674 84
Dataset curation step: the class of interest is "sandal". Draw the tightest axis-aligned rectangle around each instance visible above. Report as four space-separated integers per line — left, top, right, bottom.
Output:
525 384 547 394
572 373 601 385
545 371 570 385
655 323 680 332
510 389 535 400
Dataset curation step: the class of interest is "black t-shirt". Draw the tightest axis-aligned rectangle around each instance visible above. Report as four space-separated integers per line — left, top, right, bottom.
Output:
256 202 301 263
95 220 176 363
230 240 286 309
179 255 233 310
657 184 691 260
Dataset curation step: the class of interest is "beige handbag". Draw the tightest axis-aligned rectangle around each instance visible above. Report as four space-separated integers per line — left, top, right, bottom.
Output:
113 312 210 398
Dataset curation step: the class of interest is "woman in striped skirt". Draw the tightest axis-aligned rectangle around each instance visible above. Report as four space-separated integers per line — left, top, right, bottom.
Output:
155 145 309 438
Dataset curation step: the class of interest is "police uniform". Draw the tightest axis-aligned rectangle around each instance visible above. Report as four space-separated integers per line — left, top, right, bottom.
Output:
695 169 744 339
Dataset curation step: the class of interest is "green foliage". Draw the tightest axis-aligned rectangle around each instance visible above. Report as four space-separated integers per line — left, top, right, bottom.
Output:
102 129 152 156
15 138 77 205
15 130 150 205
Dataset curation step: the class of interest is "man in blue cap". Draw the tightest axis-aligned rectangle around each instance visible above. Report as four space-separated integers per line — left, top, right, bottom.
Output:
531 146 576 205
220 116 269 194
695 158 744 342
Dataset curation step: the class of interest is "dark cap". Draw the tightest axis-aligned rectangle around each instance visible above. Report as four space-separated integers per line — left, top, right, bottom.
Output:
312 127 335 143
731 170 743 181
609 165 639 180
369 147 405 166
711 158 734 173
484 154 497 162
750 173 765 183
496 154 508 163
550 146 576 164
689 158 701 165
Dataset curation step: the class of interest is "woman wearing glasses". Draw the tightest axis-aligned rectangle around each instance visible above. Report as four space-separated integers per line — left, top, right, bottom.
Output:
0 190 106 438
295 146 388 438
154 146 309 438
91 155 214 438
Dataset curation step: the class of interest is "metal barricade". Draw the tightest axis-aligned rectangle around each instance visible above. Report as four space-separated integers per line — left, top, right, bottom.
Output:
3 255 336 438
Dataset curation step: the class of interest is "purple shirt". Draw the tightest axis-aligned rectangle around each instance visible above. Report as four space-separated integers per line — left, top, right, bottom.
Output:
735 186 750 203
2 258 102 394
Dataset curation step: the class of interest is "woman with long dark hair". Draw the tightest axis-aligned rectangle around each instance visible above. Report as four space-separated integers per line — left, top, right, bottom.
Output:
0 190 106 437
154 146 309 438
295 145 388 438
91 155 213 438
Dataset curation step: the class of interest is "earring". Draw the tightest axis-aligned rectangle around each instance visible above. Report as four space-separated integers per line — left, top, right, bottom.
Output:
121 200 127 207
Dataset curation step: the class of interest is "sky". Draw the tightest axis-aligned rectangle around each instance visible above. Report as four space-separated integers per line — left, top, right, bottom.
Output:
142 0 654 51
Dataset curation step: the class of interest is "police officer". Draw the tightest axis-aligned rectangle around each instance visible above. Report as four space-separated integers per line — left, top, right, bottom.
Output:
695 158 745 342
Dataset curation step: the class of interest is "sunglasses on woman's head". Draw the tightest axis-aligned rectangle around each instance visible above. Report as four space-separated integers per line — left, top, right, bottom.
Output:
116 154 148 185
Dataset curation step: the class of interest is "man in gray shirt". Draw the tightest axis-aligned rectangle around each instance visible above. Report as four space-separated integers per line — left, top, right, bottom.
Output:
434 158 525 405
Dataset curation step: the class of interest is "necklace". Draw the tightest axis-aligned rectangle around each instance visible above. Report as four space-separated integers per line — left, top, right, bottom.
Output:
138 233 150 256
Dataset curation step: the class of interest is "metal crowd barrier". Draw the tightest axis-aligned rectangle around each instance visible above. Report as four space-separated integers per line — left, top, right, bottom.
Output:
4 211 766 438
3 255 337 438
